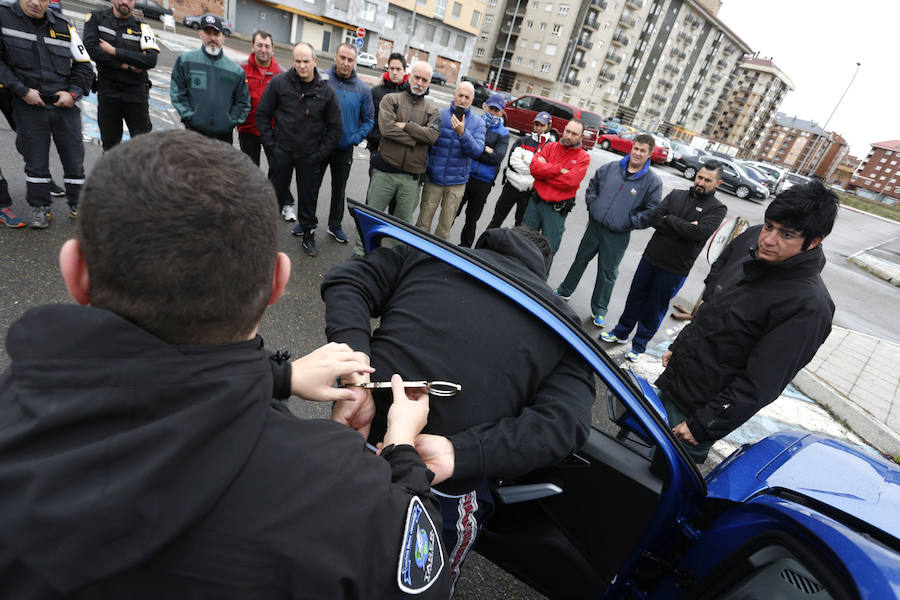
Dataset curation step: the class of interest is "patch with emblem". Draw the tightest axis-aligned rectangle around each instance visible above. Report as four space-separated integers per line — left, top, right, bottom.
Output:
397 496 444 594
630 187 638 195
696 207 703 212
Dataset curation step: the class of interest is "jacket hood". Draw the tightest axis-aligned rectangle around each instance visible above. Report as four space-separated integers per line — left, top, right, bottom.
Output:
381 71 409 87
245 52 280 72
0 305 273 593
619 154 651 179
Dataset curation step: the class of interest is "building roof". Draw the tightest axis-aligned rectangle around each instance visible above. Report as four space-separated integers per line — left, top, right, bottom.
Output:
872 140 900 151
740 55 795 89
774 112 828 137
686 0 752 53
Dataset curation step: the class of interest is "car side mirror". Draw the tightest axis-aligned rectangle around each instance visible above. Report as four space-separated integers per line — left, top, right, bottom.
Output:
607 372 668 448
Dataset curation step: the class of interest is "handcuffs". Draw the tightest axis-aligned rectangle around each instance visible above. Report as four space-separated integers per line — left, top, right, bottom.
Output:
344 380 462 397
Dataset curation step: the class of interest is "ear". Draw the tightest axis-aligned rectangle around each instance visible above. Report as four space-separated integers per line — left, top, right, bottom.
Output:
59 239 91 305
714 179 723 188
268 252 291 306
806 236 824 251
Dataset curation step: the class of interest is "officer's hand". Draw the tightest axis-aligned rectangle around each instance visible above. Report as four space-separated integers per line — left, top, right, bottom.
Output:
54 92 75 108
332 359 375 438
290 342 374 402
662 350 673 367
99 38 116 55
382 374 429 447
23 88 45 107
414 434 454 484
672 421 698 445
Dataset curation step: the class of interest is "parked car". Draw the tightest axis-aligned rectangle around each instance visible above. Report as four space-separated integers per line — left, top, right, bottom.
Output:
350 199 900 600
695 156 769 200
430 70 447 86
739 162 778 195
600 117 627 135
670 142 709 173
182 13 233 35
504 95 602 149
135 0 172 19
356 52 378 69
779 172 812 193
654 136 674 164
596 131 669 164
742 160 785 194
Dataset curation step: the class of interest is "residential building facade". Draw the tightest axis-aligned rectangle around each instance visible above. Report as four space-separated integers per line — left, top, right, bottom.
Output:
848 140 900 202
753 113 849 180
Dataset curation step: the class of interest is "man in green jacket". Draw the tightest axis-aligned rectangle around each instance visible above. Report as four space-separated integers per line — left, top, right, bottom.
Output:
170 14 249 143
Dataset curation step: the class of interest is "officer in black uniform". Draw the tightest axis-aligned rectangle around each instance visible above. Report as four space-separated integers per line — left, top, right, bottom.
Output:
82 0 159 150
0 0 93 228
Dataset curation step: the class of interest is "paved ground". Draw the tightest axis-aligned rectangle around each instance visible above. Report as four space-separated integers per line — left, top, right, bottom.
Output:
849 235 900 286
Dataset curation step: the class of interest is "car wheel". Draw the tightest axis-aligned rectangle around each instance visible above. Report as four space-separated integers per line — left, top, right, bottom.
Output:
191 22 199 29
683 166 696 180
736 185 750 199
600 140 610 150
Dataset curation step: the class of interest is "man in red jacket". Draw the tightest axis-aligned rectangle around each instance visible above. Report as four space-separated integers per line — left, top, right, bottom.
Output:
522 119 591 270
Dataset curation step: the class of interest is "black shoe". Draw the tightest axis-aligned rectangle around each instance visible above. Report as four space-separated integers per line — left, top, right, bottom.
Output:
49 182 65 197
302 233 318 257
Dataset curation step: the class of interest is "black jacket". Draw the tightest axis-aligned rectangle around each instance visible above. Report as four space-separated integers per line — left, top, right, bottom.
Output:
656 225 834 443
256 67 342 163
367 75 408 153
0 305 448 599
82 8 158 102
644 187 727 277
0 2 93 99
322 228 595 495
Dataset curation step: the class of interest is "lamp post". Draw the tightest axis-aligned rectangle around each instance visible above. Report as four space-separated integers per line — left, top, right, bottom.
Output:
797 61 860 177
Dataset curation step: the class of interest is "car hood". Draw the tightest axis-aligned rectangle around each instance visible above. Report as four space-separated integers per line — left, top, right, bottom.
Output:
706 432 900 540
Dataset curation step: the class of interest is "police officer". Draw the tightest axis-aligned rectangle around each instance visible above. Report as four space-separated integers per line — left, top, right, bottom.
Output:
0 0 93 228
83 0 159 150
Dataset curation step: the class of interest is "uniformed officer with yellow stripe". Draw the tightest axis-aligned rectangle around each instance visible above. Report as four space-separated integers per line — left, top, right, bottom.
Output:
0 0 93 228
82 0 159 150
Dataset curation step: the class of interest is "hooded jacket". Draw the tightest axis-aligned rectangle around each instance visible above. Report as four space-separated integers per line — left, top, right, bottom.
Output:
530 141 591 203
170 46 250 136
0 305 448 599
322 228 595 496
367 72 409 153
656 225 834 443
324 65 374 150
425 104 486 186
237 53 282 135
584 154 662 232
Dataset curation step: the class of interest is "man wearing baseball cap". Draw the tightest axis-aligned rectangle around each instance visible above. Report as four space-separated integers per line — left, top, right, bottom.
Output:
457 93 510 247
486 110 552 230
170 14 249 142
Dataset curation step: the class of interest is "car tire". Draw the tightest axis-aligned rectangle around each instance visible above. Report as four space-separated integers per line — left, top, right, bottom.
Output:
191 22 199 29
600 140 610 150
683 166 696 180
736 185 750 199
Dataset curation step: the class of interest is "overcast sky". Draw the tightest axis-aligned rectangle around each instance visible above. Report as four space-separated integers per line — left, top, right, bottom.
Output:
716 0 898 159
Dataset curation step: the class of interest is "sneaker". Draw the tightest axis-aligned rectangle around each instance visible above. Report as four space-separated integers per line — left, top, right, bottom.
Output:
291 224 304 236
49 182 66 197
625 350 641 362
554 288 571 301
0 206 25 228
592 314 606 328
327 227 348 243
600 331 627 344
30 206 51 229
68 206 78 220
302 234 318 257
281 205 297 221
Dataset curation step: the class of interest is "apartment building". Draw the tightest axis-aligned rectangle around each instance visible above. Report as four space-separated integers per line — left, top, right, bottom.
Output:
830 153 860 189
753 113 849 180
708 56 792 156
848 140 900 201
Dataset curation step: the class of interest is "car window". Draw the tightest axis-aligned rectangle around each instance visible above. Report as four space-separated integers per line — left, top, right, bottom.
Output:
721 163 738 177
511 96 535 110
785 173 809 184
535 99 572 120
579 111 602 130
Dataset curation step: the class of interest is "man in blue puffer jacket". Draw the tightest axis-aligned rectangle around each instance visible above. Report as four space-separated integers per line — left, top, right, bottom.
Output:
457 93 510 247
415 82 485 240
316 44 374 244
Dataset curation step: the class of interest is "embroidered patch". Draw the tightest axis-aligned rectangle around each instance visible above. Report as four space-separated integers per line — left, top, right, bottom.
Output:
630 187 638 195
397 496 444 594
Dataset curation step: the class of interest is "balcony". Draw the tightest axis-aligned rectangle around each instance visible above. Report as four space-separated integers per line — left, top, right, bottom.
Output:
647 107 661 117
625 0 644 9
598 69 615 81
583 18 599 31
677 31 694 44
716 59 728 69
611 30 631 46
619 13 637 28
684 14 701 28
572 57 586 69
565 77 582 87
698 99 709 108
671 48 686 60
651 93 667 103
605 50 623 64
663 63 679 74
591 0 608 8
576 37 593 50
723 45 734 55
499 22 522 35
658 78 673 90
711 73 722 83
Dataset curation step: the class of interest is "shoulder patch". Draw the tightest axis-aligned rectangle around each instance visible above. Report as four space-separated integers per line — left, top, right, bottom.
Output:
397 496 444 594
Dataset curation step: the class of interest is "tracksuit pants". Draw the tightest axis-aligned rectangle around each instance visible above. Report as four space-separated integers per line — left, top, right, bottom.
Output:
13 102 84 209
457 177 493 247
608 257 685 353
556 220 630 318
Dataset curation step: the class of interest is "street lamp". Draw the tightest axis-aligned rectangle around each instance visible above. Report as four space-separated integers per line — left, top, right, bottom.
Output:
797 61 860 177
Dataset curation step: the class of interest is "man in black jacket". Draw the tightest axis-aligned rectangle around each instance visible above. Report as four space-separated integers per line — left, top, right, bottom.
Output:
82 0 159 150
600 161 726 361
656 181 838 464
322 226 594 592
257 42 342 257
366 52 407 166
0 130 449 599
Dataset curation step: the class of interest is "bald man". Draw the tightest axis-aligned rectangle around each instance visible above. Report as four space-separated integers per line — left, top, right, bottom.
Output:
415 82 485 240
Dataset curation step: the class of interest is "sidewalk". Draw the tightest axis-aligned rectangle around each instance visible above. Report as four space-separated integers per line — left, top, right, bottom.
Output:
794 326 900 457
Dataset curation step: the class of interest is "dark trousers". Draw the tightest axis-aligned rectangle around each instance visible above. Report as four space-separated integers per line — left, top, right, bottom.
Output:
237 131 274 168
661 393 713 464
13 102 84 208
316 146 353 231
457 178 493 248
97 97 151 150
488 183 530 229
185 123 233 144
609 257 686 353
0 169 11 208
557 220 631 317
269 146 321 232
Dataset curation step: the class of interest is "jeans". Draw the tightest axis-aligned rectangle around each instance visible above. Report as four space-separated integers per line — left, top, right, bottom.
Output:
556 220 630 317
609 258 686 353
97 97 151 150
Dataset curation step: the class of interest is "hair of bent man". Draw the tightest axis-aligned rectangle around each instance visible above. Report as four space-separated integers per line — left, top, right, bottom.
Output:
77 130 279 345
512 226 553 272
765 180 839 250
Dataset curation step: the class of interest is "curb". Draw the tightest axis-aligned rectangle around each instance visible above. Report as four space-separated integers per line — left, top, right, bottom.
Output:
793 369 900 457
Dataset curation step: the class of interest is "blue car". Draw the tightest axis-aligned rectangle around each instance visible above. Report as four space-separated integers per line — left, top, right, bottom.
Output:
350 200 900 600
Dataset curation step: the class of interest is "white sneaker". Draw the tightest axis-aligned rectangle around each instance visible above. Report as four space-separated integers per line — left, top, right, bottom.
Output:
282 205 297 221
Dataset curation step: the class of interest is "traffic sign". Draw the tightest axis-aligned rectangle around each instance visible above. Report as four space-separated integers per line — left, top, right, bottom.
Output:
353 37 364 48
356 27 366 37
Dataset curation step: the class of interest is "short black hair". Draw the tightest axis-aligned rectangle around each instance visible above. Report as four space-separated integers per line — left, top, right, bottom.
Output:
765 180 839 250
77 130 279 345
634 133 655 149
512 226 552 272
699 159 723 180
336 42 357 56
251 30 272 45
566 118 585 135
387 52 407 68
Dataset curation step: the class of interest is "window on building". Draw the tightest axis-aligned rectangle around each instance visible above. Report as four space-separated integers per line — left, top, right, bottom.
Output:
875 165 882 170
887 151 894 156
361 0 376 20
456 34 467 51
514 80 522 90
558 4 569 15
880 157 887 162
386 10 397 28
435 0 447 17
552 24 561 35
533 41 541 50
490 0 497 5
540 22 547 31
541 63 550 72
520 38 528 47
485 14 493 24
334 0 349 11
545 2 552 12
528 59 535 68
526 19 533 28
426 23 436 39
441 29 451 45
452 2 462 18
476 47 485 57
541 86 552 95
515 56 522 64
471 10 481 26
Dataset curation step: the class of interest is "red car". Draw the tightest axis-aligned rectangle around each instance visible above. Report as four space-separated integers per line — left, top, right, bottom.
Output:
597 132 669 164
504 95 602 150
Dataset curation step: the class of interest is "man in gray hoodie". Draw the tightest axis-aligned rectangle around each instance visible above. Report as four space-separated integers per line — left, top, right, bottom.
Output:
554 133 661 328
